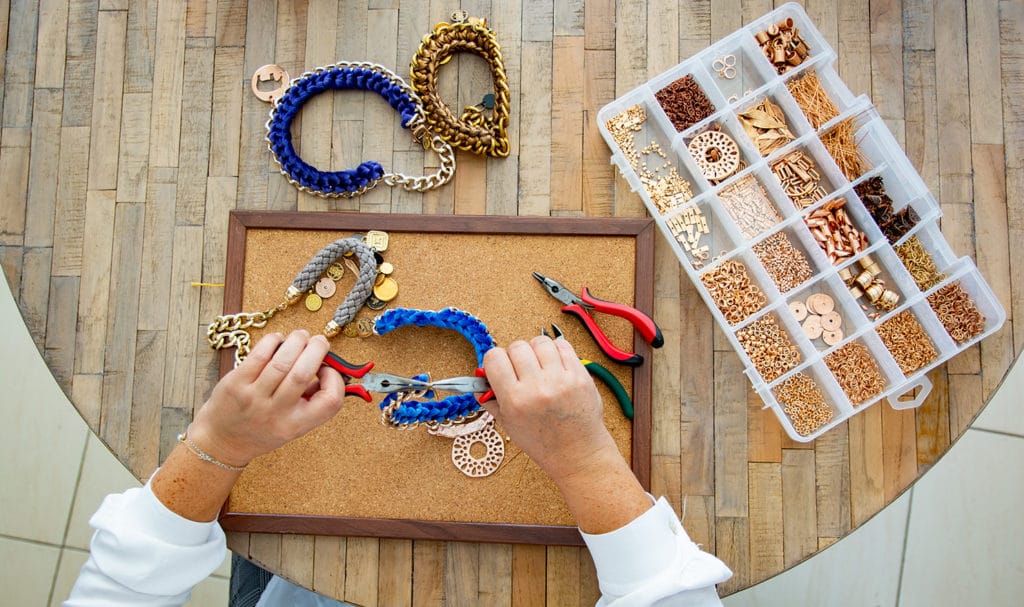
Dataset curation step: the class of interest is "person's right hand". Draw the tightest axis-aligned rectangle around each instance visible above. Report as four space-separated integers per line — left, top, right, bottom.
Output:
187 330 346 467
481 336 622 486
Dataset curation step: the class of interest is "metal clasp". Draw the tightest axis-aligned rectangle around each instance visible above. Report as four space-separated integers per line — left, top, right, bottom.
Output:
251 64 290 103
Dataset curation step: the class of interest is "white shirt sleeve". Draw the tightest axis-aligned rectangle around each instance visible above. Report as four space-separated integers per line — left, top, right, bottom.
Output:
64 481 227 607
580 497 733 607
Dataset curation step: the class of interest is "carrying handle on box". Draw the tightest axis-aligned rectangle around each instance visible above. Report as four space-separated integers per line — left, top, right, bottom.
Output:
887 375 933 410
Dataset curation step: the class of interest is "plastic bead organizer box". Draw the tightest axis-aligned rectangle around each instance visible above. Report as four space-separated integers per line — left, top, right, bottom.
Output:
598 3 1005 442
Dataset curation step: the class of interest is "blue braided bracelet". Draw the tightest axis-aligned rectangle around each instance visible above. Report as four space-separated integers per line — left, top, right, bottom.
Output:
263 62 456 198
374 307 495 427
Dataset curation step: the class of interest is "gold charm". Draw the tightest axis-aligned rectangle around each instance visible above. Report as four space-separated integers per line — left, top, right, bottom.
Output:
373 277 399 302
305 292 323 312
326 262 345 281
450 420 504 478
315 277 337 299
251 64 290 103
365 230 389 252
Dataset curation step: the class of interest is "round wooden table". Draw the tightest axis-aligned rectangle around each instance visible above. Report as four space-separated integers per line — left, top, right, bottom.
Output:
2 1 1018 603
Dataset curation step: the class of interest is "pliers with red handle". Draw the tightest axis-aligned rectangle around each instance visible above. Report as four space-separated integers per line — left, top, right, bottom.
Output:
322 351 494 402
533 272 664 367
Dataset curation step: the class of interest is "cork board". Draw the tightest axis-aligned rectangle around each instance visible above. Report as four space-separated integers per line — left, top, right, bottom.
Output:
218 211 655 545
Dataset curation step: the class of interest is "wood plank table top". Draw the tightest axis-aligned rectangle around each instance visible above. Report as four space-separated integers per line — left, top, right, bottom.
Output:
1 1 1020 603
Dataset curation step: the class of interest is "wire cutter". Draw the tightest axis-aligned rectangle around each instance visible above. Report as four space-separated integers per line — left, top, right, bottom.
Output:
322 352 494 402
543 324 634 420
533 272 664 367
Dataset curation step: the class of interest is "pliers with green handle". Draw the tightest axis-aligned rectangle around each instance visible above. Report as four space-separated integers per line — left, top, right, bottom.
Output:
542 325 634 420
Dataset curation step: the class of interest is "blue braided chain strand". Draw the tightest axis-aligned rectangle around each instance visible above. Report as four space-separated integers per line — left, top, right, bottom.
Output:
374 308 495 426
266 64 419 196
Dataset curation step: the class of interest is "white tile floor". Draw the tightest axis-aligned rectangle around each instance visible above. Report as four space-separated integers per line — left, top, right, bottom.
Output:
2 275 1021 606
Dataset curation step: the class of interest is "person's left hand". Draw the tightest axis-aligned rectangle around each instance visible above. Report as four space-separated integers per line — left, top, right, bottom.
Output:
187 330 346 466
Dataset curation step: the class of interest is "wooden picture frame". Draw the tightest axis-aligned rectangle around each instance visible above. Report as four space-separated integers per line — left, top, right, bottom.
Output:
218 211 656 545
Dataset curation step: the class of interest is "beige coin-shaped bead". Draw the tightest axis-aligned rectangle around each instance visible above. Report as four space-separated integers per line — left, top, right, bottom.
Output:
373 277 399 302
378 261 394 276
802 314 823 339
806 293 834 315
789 300 808 321
820 311 842 332
315 277 337 299
822 329 844 346
305 292 323 312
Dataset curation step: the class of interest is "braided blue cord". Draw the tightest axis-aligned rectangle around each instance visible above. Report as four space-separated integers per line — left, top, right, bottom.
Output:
267 65 421 195
375 308 495 425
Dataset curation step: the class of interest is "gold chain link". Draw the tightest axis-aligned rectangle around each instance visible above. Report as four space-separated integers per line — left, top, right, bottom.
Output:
206 304 286 367
411 18 511 158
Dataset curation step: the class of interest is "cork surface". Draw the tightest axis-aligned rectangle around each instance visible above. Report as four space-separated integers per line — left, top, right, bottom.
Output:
226 227 638 526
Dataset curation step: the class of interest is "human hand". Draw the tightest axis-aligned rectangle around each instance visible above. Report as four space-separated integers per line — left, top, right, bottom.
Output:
188 330 346 467
481 336 622 485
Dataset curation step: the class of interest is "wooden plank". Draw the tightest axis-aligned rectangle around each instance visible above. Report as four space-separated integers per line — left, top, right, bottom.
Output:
545 546 580 606
360 7 399 214
18 247 52 349
100 202 144 456
445 542 479 605
490 0 522 156
476 544 511 607
579 550 600 607
814 422 851 539
148 0 186 167
199 176 236 323
511 544 546 607
972 143 1014 397
51 126 91 276
902 0 934 51
847 403 884 527
312 537 347 599
553 0 583 36
522 0 554 42
582 49 615 217
681 495 715 559
583 0 613 51
345 537 380 607
71 372 104 435
136 175 176 331
680 277 714 495
74 190 116 375
748 391 782 463
678 0 711 59
115 93 152 202
652 296 681 461
747 463 783 583
454 153 489 215
613 0 645 94
0 247 23 296
176 38 215 225
948 372 983 438
837 0 871 96
249 533 282 573
942 203 981 375
269 2 303 209
933 0 972 204
185 0 216 38
379 539 412 607
710 0 741 43
0 127 30 245
550 36 584 214
279 535 315 589
967 0 1003 144
163 225 204 411
3 0 37 127
915 367 950 468
652 455 681 514
517 41 552 215
208 45 244 178
215 0 247 47
34 0 69 89
782 449 817 567
24 89 63 247
646 0 678 75
411 540 444 607
881 405 918 502
87 9 127 191
127 329 165 476
715 517 749 596
714 351 748 517
804 0 838 50
62 0 98 127
125 0 157 94
43 276 79 391
295 0 336 214
903 49 939 193
0 0 7 114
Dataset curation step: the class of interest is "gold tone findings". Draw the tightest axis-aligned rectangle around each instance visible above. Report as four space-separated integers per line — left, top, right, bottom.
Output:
718 175 782 239
701 259 768 325
688 130 742 181
775 373 833 436
824 342 886 405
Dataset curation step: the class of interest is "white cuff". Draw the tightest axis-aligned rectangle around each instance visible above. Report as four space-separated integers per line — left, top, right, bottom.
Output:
580 497 732 601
